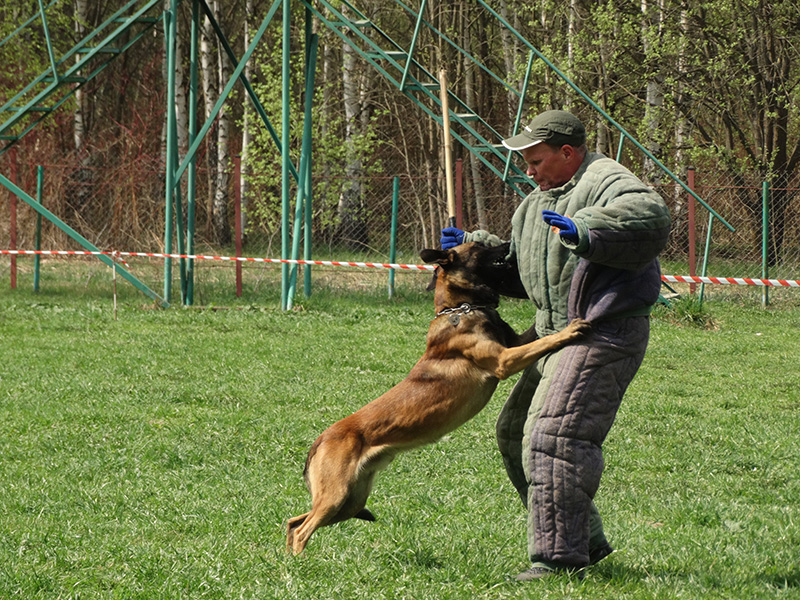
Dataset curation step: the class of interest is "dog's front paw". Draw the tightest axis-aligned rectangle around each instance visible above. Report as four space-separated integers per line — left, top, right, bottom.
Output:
565 318 592 338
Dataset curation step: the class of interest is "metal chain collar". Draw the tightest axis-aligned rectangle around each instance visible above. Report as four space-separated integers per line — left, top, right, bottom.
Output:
435 303 488 318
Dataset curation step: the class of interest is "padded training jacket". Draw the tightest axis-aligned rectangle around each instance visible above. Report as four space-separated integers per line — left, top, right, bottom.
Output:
465 152 671 336
465 152 671 566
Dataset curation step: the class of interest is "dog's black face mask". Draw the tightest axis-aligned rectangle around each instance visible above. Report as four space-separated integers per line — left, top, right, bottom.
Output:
472 243 527 299
420 243 528 300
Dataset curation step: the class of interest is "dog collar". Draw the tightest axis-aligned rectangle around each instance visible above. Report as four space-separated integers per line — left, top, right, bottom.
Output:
436 303 489 318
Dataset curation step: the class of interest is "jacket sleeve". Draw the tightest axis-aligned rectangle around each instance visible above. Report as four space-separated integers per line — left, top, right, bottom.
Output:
565 171 671 271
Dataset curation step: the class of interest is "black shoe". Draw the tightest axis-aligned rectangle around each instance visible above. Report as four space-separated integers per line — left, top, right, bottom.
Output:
588 542 614 566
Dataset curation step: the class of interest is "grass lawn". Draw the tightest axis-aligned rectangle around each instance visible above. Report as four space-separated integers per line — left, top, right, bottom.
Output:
1 260 799 598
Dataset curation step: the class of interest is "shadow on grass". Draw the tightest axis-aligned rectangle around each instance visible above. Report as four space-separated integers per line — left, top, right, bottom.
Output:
591 558 800 594
761 567 800 590
588 559 653 583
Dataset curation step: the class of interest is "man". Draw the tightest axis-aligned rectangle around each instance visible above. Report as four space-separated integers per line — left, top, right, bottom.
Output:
440 110 671 580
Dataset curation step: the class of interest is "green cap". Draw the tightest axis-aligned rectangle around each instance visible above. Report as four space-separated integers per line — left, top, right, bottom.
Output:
502 110 586 151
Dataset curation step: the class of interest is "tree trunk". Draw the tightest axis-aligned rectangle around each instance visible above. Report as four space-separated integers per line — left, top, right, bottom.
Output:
671 4 691 254
466 1 488 229
69 0 92 225
213 0 231 245
200 10 218 237
641 0 664 184
172 11 188 159
565 0 581 111
73 0 88 155
240 0 254 242
336 11 368 250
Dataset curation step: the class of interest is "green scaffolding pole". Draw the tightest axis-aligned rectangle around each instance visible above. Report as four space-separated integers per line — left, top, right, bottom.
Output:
281 0 291 310
34 166 43 292
163 4 177 302
185 0 200 305
762 181 769 308
287 14 319 308
287 32 319 309
699 214 715 304
303 7 314 299
399 0 428 91
388 177 399 299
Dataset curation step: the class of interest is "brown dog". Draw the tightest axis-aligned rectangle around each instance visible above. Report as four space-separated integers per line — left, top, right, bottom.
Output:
286 242 590 554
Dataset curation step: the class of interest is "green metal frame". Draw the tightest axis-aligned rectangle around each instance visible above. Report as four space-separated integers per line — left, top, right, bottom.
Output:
388 176 400 299
398 0 428 91
3 0 303 306
281 0 291 310
287 18 319 309
476 0 733 233
4 0 737 310
299 0 534 197
1 0 162 152
0 173 167 306
162 0 290 304
1 0 165 305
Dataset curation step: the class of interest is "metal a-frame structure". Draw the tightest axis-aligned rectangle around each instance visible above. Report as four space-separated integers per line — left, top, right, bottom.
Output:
1 0 166 305
2 0 733 309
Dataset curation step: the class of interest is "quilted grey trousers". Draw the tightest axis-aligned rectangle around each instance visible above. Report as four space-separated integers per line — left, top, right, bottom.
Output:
496 316 650 567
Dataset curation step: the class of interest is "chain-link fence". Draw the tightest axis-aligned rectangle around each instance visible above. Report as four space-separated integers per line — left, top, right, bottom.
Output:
305 167 800 299
3 157 800 304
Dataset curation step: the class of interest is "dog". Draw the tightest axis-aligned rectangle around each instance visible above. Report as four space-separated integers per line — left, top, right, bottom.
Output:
286 242 590 554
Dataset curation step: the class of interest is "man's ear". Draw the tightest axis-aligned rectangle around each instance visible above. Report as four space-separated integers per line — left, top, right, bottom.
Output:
419 248 451 267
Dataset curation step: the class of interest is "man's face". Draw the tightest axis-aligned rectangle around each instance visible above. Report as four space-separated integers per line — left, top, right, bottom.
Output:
520 143 579 191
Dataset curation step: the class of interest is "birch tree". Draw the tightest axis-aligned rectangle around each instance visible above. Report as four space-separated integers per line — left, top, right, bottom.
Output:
335 5 368 249
213 0 232 245
199 2 232 244
640 0 665 183
200 9 218 236
240 0 254 239
70 0 92 221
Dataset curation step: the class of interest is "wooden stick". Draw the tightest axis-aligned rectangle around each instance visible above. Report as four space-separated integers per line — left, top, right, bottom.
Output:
438 68 456 227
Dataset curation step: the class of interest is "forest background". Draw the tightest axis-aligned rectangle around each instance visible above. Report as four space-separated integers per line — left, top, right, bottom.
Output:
1 0 800 292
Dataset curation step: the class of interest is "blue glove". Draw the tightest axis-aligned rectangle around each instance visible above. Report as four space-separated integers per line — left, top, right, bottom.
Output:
440 227 465 250
541 210 579 244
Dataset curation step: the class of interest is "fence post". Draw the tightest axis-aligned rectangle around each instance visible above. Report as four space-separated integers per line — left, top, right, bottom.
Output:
234 155 242 298
762 180 769 308
388 176 399 299
699 213 715 304
686 167 696 294
9 147 17 289
34 166 44 292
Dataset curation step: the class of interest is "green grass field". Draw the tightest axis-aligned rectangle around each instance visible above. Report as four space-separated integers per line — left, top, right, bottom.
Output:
1 260 799 599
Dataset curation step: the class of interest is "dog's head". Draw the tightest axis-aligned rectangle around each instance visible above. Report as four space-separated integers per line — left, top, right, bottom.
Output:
420 242 528 305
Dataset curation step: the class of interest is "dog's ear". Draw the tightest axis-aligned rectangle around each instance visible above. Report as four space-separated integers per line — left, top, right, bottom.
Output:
420 248 452 267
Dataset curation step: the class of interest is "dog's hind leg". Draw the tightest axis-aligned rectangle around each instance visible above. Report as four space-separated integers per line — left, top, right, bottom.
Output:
286 513 309 553
290 435 365 554
290 477 359 554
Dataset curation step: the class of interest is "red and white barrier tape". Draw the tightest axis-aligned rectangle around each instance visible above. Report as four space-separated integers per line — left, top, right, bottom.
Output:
3 249 800 287
661 274 800 288
0 249 437 272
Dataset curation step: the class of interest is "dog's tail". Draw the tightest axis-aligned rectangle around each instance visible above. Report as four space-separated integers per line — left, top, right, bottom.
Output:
355 508 376 521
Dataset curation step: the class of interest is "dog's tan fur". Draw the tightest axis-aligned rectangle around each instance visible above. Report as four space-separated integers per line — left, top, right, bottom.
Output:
286 242 590 554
